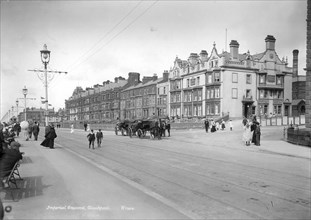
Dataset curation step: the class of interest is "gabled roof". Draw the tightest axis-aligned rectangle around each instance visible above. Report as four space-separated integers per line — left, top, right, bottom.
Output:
252 52 265 60
292 99 305 106
122 77 162 91
104 81 127 91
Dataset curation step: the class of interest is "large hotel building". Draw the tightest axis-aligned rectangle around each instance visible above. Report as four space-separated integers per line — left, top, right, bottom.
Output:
65 35 295 122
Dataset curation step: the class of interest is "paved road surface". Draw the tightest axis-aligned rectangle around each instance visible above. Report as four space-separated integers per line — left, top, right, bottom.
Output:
1 125 310 219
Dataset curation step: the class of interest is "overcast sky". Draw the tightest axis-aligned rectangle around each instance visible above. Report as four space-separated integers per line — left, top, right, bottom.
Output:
0 0 307 120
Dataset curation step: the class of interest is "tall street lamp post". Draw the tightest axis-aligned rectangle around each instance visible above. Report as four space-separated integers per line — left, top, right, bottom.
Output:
23 86 28 121
11 106 14 119
40 44 51 126
28 44 67 126
16 100 19 122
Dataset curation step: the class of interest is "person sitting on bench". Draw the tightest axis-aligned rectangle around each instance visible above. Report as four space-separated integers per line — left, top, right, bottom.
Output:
0 141 23 188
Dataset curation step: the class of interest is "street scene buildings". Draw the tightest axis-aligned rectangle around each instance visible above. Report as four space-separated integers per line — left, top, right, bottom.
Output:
1 1 310 220
65 35 297 122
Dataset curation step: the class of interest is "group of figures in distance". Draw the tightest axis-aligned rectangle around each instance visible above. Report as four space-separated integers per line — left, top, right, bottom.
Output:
115 116 170 140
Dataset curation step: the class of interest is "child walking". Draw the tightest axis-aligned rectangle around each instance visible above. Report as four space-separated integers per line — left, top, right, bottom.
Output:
96 129 103 147
87 129 95 149
229 119 233 131
221 119 226 130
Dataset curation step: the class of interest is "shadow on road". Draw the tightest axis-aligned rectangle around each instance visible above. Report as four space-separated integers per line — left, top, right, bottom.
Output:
1 176 50 202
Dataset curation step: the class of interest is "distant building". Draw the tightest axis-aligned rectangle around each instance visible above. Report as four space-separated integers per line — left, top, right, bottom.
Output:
65 76 126 122
65 35 295 122
17 107 56 125
169 51 207 118
168 35 293 119
120 73 160 120
156 71 169 117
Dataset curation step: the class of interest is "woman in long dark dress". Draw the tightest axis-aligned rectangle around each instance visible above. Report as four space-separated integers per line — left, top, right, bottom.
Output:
211 119 216 132
251 116 259 145
41 125 57 149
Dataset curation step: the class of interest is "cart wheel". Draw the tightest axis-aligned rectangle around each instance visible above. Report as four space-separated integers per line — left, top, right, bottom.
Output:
150 131 154 139
157 129 161 140
138 129 142 138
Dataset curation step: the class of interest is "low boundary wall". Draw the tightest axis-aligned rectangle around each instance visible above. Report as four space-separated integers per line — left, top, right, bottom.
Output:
259 115 305 127
286 128 311 147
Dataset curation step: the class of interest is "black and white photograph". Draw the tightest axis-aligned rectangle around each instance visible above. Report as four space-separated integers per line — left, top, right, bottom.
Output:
0 0 310 219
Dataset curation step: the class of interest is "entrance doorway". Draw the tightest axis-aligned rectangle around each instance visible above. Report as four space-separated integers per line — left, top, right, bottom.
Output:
300 105 305 114
243 103 252 118
284 105 289 116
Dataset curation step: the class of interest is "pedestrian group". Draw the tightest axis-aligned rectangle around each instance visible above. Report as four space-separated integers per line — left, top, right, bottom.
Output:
87 128 104 149
242 116 261 146
204 116 261 147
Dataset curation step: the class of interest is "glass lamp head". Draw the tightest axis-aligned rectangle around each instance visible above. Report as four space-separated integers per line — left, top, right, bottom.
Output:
40 44 51 64
22 86 28 96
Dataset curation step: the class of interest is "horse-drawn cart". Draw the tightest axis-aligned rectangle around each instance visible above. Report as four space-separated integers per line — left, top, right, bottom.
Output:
129 118 162 139
115 119 135 136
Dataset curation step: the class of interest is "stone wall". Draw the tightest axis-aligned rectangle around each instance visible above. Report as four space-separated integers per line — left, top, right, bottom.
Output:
292 81 306 100
306 1 311 129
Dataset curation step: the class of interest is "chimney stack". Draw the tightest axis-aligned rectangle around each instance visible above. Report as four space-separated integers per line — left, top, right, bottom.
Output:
229 40 239 60
128 72 140 86
188 53 199 65
199 50 208 62
292 49 299 78
162 70 169 81
265 35 276 51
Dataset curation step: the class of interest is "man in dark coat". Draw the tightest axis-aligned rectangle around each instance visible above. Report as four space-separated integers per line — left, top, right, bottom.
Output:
166 119 171 137
87 130 95 149
41 124 57 149
13 123 21 137
27 122 33 140
32 122 40 141
204 119 210 133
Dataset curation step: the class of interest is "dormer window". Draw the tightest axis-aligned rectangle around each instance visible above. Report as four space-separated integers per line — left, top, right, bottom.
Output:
259 75 266 84
246 74 251 84
207 74 212 83
191 78 195 86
